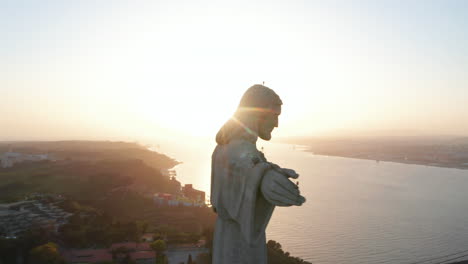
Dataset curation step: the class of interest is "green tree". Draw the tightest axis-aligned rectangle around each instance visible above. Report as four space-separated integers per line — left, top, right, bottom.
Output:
29 242 65 264
267 240 312 264
150 239 167 264
136 220 149 235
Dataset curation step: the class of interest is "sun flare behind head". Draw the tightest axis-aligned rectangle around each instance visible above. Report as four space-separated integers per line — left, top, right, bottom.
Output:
132 81 241 138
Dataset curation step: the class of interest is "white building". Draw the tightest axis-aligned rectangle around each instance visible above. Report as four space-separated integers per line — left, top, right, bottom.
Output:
0 200 72 237
1 152 50 168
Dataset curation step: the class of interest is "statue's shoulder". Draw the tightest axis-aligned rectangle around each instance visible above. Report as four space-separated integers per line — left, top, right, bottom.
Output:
223 139 262 168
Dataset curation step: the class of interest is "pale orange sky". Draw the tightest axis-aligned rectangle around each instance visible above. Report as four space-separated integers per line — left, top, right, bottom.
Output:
1 1 468 142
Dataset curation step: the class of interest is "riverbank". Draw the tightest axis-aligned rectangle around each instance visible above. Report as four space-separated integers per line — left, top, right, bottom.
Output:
277 135 468 171
308 150 468 170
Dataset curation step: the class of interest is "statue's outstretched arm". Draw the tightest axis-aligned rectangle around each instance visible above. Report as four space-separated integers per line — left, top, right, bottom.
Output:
260 168 306 207
268 163 299 179
259 152 298 179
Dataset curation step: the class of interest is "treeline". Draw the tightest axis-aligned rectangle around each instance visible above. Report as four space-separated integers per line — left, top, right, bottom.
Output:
0 140 178 172
0 159 180 202
59 200 212 248
192 240 312 264
267 240 312 264
0 198 216 263
0 225 59 264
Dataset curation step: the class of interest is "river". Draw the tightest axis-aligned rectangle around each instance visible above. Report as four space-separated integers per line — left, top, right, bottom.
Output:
156 139 468 264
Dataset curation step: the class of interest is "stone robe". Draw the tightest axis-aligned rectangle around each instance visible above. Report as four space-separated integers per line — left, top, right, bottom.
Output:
211 138 275 264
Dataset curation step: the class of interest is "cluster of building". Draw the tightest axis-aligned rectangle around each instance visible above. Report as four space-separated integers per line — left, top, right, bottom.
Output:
183 184 206 204
0 200 72 238
0 151 52 168
154 184 206 207
62 242 155 264
153 170 207 207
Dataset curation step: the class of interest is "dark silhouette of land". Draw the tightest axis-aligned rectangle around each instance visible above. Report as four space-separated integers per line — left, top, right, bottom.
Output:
0 140 177 169
281 135 468 169
0 141 179 202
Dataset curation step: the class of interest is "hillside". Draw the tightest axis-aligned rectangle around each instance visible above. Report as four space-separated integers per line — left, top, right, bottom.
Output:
0 140 178 170
0 141 179 202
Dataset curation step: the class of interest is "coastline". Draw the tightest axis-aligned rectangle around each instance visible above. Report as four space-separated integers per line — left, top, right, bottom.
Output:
306 150 468 170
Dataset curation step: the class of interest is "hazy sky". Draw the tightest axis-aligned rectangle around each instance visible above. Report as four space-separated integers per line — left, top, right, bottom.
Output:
1 0 468 141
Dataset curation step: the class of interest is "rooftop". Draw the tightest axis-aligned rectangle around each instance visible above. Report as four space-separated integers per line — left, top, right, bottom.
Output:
110 242 151 251
62 249 112 264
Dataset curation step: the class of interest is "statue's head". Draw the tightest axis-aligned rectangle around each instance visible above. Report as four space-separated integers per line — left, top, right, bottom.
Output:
236 84 282 140
216 84 282 144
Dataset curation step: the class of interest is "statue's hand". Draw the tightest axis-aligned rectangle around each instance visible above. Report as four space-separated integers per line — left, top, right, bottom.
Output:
261 169 306 207
280 168 299 179
268 163 299 179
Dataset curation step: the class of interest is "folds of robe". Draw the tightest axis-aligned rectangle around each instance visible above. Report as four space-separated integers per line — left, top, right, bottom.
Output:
211 139 275 264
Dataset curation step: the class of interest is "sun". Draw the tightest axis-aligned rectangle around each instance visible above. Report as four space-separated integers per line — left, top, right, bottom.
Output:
133 84 239 138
